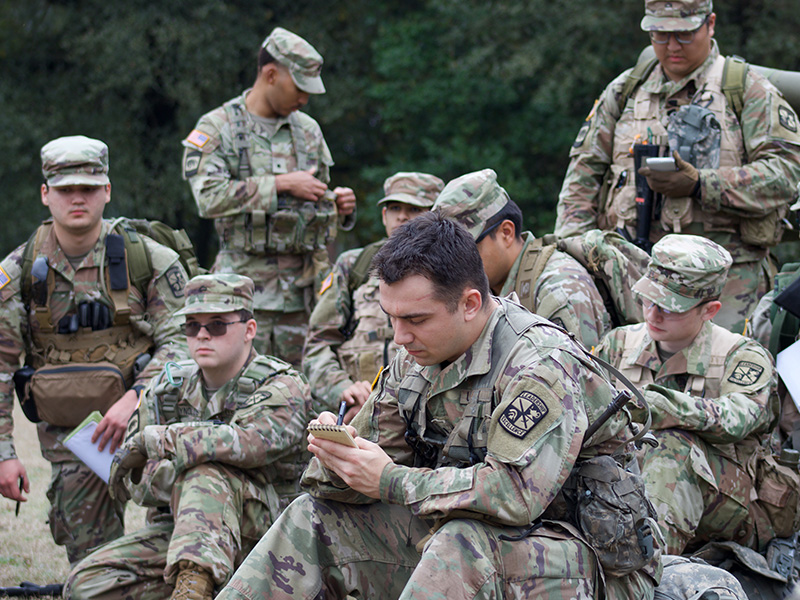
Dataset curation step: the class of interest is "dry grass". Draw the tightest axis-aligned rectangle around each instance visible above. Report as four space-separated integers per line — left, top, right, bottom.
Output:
0 403 146 594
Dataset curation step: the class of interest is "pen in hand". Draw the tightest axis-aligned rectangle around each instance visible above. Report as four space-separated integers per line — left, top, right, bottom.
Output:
337 400 347 426
15 476 22 517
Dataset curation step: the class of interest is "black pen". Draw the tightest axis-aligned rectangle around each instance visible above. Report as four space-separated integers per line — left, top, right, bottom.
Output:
337 400 347 426
15 476 22 517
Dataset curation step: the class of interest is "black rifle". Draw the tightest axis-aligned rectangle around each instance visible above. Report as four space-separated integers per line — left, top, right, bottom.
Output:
632 143 660 254
0 582 64 597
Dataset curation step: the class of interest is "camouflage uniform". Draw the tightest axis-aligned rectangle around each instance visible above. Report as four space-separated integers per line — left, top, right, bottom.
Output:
181 27 354 367
0 136 188 564
303 172 443 414
65 274 312 599
218 298 659 600
555 0 800 334
435 169 611 348
594 234 779 554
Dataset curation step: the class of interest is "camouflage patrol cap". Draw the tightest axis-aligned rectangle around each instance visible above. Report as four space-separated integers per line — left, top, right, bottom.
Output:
377 172 444 208
633 234 731 312
176 274 254 316
41 135 110 187
432 169 511 240
262 27 325 94
641 0 712 32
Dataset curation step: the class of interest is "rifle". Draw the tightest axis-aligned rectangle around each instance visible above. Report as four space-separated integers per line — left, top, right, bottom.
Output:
632 143 660 254
0 583 64 597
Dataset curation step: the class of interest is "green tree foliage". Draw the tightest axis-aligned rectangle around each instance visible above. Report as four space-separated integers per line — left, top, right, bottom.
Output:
0 0 798 263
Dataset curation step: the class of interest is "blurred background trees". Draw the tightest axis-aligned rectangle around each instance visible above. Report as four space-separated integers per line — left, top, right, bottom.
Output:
1 0 799 265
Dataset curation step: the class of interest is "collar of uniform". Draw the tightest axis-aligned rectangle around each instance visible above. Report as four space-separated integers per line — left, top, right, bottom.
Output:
239 88 292 132
499 231 535 298
624 323 661 371
641 39 720 97
634 319 713 378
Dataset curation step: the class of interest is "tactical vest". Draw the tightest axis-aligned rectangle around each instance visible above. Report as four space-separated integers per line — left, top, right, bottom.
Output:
511 237 557 314
602 55 758 241
215 98 337 256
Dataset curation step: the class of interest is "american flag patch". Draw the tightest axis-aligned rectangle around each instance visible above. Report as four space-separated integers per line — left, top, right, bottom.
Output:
186 129 210 149
0 265 10 291
319 272 333 295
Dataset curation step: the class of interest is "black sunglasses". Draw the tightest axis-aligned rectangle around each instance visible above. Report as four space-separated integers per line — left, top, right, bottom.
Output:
182 318 248 337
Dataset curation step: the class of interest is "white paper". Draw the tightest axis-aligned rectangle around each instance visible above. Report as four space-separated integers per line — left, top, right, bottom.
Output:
63 420 115 483
777 338 800 412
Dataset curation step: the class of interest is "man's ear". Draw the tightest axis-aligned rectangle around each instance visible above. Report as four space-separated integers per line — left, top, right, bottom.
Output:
244 318 258 343
41 184 49 207
498 220 517 248
462 288 483 322
701 300 722 321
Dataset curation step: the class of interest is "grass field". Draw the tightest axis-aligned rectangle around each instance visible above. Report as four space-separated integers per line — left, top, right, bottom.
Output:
0 403 145 594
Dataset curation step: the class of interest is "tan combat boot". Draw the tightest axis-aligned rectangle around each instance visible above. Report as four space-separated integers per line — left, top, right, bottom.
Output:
170 560 215 600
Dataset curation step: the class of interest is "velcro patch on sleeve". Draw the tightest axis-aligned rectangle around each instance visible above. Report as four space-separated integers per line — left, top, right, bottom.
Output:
499 391 550 439
319 271 333 296
0 265 10 291
185 129 210 149
728 360 765 386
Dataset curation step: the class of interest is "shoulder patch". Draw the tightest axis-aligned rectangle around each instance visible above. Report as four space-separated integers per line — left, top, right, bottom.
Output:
319 271 333 296
183 149 202 178
185 129 210 149
728 360 765 386
165 266 186 298
0 265 10 291
779 105 798 133
499 391 550 438
241 390 273 407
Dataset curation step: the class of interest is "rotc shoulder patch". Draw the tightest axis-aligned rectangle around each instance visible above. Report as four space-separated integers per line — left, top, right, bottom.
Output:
728 360 765 386
779 105 798 133
319 271 333 296
499 391 550 439
0 265 10 291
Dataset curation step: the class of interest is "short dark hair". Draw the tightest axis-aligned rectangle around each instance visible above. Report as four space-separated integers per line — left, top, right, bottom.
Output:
257 48 278 73
372 211 490 312
237 309 254 322
483 199 523 240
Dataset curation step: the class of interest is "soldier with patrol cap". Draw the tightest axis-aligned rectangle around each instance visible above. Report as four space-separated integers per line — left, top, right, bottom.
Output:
555 0 800 334
182 26 357 367
66 273 312 600
435 168 611 348
0 135 189 564
595 234 779 554
303 172 443 420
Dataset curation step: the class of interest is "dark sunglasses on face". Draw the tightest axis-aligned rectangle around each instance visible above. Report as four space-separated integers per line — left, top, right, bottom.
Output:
182 318 248 337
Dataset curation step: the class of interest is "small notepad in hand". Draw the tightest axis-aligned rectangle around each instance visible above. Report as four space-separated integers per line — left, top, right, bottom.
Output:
307 423 359 448
63 411 115 483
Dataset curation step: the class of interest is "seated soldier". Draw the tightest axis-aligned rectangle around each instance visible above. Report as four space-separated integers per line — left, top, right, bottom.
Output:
215 212 659 600
434 168 611 348
303 171 443 420
65 274 312 600
595 234 779 554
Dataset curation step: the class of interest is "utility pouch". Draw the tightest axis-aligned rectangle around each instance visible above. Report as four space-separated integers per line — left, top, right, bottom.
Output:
740 206 788 248
30 362 126 428
754 447 800 538
12 366 39 423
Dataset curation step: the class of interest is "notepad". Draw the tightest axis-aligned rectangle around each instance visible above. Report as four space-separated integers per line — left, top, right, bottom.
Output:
307 423 359 448
63 411 115 483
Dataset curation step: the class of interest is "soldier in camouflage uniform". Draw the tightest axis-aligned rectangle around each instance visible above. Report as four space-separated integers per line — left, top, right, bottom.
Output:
217 212 660 600
594 234 779 554
0 136 188 565
435 168 611 349
182 27 356 367
65 274 312 600
555 0 800 334
302 172 443 419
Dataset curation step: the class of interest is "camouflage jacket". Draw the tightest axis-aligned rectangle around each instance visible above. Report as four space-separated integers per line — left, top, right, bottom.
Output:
555 42 800 262
0 220 188 462
182 89 352 312
303 242 397 414
302 297 635 527
126 352 312 517
500 232 611 348
595 320 777 459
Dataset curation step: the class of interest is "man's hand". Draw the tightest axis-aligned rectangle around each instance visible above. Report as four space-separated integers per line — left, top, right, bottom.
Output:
0 459 28 502
93 388 140 453
307 412 392 499
340 380 372 424
108 432 148 502
333 186 356 216
638 150 699 198
275 167 328 201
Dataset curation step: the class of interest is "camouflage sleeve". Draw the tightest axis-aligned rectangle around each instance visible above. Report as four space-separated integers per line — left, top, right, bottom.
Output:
379 349 587 527
699 71 800 216
643 339 776 443
302 250 360 414
555 71 630 238
0 245 28 461
132 238 190 387
141 370 311 473
183 111 332 220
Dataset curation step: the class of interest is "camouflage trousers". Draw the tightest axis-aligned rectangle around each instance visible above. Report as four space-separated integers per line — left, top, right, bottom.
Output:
214 494 659 600
252 309 307 368
639 429 772 555
714 259 768 335
65 462 272 600
46 460 124 565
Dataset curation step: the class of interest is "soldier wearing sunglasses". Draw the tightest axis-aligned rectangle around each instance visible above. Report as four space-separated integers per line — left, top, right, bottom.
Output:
66 274 312 600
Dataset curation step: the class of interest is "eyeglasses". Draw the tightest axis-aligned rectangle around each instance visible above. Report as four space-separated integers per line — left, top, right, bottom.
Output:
643 301 708 320
182 318 248 337
649 18 708 45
